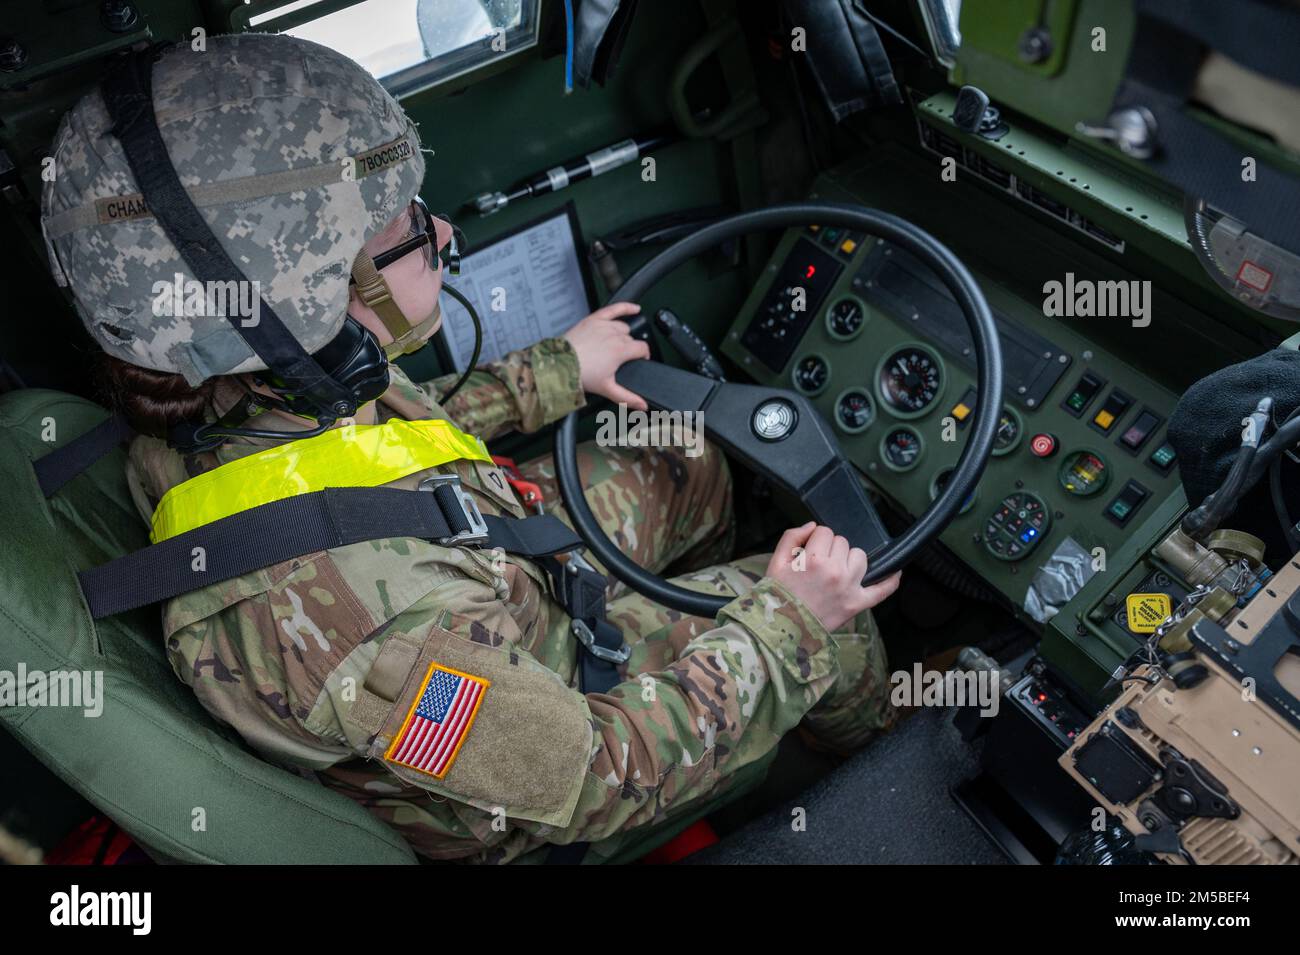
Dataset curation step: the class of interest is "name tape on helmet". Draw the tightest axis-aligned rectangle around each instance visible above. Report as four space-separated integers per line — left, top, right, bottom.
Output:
47 128 421 235
351 136 417 180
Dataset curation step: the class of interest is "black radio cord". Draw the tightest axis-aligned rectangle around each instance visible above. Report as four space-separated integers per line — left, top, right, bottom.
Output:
437 282 483 405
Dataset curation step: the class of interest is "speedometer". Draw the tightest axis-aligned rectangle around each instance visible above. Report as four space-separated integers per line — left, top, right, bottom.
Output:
877 345 943 417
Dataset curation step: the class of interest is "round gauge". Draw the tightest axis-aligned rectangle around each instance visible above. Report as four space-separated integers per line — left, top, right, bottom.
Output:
834 388 876 434
881 426 924 472
992 406 1023 457
930 468 976 514
825 296 867 340
791 353 830 396
877 344 944 418
1059 449 1109 497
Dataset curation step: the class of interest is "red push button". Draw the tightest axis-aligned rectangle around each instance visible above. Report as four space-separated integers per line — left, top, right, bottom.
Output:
1030 433 1058 458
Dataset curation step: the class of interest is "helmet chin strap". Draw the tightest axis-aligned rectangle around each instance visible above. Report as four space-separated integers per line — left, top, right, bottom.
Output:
351 247 442 359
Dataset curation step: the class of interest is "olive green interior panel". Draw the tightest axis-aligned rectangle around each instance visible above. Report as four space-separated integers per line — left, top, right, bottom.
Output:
0 390 417 864
0 2 206 160
953 0 1300 196
957 0 1080 79
953 0 1135 141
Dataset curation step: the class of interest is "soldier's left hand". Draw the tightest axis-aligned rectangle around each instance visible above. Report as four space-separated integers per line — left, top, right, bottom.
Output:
564 302 652 410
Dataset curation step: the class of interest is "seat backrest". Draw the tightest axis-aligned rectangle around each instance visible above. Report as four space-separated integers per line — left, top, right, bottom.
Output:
0 389 415 864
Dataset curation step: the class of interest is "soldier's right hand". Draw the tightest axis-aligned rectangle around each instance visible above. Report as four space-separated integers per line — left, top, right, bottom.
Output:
765 522 901 632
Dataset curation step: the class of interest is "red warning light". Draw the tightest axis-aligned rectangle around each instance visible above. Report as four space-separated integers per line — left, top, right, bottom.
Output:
804 264 816 280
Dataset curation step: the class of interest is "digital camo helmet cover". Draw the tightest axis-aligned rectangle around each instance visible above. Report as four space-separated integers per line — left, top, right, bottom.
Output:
40 32 425 385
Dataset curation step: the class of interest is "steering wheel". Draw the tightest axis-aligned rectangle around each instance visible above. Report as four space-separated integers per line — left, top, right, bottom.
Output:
554 203 1004 617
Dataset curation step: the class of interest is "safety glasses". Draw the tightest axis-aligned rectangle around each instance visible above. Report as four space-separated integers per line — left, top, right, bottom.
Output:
367 197 466 277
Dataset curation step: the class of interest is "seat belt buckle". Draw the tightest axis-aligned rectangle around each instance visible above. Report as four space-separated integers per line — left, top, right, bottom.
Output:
418 474 491 547
561 554 629 665
571 619 631 665
564 548 599 575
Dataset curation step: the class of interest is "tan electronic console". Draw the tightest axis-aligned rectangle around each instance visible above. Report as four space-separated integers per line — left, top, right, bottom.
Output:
1060 548 1300 865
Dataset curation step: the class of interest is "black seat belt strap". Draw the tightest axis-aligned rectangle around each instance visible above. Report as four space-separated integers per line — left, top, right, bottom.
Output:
541 553 629 696
76 484 584 619
569 562 629 694
32 415 135 497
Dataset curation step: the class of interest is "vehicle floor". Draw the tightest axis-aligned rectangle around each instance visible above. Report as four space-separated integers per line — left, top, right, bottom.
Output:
689 705 1007 864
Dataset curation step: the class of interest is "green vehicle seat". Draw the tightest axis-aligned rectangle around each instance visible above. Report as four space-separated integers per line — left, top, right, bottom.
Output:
0 388 418 864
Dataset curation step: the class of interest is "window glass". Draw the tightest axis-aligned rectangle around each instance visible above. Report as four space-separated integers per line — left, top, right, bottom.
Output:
250 0 538 95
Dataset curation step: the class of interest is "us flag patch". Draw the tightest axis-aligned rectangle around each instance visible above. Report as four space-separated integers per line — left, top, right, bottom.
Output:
386 663 489 779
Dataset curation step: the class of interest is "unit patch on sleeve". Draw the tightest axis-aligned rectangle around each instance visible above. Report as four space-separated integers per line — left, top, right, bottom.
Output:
385 663 489 778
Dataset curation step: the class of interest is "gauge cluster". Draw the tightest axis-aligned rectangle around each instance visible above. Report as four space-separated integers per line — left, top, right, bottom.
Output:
722 216 1184 612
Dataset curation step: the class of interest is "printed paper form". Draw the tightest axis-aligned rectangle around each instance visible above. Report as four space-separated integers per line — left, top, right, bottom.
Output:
439 210 590 370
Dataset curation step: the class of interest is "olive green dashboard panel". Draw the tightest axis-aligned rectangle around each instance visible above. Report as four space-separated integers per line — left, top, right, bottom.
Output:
721 159 1185 615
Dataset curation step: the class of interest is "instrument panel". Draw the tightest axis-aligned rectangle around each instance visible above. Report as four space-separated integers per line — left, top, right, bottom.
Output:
722 222 1184 612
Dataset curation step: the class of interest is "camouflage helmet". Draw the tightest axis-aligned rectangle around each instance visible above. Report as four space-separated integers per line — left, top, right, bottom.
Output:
39 32 425 386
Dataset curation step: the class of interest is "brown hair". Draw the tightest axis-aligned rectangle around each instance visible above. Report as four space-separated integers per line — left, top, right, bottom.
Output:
96 353 218 437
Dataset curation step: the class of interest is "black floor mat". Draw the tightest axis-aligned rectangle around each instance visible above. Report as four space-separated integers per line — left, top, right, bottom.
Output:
687 706 1008 864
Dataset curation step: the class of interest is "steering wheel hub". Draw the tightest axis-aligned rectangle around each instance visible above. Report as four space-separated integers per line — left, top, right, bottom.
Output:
752 399 798 441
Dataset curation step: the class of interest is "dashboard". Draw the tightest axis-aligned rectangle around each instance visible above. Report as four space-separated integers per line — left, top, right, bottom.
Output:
720 177 1185 614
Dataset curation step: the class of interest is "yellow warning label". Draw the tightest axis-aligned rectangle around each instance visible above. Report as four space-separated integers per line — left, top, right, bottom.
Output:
1126 593 1172 633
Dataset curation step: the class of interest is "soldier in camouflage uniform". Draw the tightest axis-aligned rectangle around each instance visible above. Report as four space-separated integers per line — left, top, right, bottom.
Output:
41 33 899 862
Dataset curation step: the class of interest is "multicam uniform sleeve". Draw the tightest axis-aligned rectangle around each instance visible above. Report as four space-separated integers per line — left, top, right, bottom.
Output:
420 336 585 439
363 571 839 849
554 577 841 845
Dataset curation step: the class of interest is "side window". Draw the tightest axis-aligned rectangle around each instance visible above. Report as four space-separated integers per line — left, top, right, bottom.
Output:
241 0 541 97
